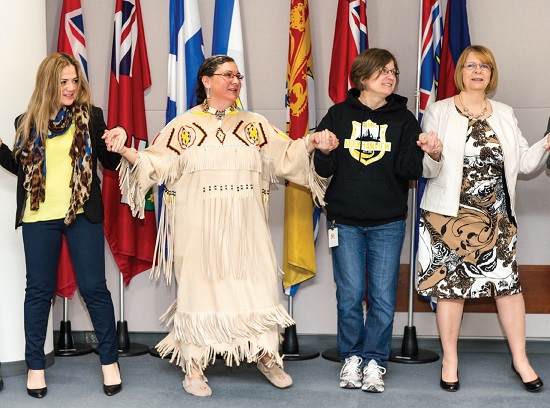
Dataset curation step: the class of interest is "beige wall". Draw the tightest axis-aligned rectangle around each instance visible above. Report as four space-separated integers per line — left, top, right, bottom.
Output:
38 0 550 338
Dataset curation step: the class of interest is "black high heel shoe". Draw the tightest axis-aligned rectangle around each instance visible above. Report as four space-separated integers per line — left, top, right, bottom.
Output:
27 370 47 398
511 362 543 392
103 362 122 396
440 367 460 392
0 376 4 391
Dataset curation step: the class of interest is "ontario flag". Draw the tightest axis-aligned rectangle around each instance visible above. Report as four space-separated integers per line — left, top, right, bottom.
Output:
55 0 87 298
58 0 88 80
283 0 317 296
437 0 471 100
328 0 368 104
103 0 157 285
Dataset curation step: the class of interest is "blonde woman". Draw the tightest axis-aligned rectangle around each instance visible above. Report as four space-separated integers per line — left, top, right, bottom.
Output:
0 53 124 398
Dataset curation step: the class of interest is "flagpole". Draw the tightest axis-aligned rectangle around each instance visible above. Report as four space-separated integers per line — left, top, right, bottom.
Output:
115 274 149 356
281 296 320 361
389 0 438 364
55 297 94 356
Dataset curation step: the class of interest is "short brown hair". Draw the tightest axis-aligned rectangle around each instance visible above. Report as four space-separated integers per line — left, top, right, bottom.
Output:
454 45 498 94
350 48 399 91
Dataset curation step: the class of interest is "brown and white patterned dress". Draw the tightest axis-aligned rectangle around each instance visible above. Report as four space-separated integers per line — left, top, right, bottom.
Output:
417 113 520 299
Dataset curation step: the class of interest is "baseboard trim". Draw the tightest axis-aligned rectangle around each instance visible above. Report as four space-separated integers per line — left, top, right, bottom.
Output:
396 264 550 313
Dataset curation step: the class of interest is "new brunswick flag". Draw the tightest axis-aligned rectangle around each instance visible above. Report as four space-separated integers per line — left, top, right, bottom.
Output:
283 0 317 294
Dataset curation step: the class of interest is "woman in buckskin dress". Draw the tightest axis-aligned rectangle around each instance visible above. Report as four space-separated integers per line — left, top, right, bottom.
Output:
417 45 550 393
104 55 337 397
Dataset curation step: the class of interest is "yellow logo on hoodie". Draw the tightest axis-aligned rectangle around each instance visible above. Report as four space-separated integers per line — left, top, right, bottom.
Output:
344 119 391 165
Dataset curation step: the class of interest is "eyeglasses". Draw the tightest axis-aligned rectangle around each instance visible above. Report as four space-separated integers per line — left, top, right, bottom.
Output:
463 62 492 72
379 67 399 77
212 72 244 81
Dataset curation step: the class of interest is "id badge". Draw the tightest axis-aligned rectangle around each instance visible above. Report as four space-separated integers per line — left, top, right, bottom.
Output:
328 221 338 248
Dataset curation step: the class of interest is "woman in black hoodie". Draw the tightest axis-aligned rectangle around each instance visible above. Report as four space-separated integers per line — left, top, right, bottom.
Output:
314 48 440 393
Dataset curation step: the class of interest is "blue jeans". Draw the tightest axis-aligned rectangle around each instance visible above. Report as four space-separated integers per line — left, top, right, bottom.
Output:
22 215 118 369
330 220 406 368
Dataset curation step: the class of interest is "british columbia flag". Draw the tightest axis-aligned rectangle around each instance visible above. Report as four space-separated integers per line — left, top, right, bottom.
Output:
57 0 88 80
418 0 443 123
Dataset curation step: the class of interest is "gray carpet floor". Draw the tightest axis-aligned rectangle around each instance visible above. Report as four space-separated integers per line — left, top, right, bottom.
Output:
1 335 549 407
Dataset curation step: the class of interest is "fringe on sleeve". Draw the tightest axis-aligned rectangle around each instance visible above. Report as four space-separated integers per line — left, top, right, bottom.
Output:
306 147 330 207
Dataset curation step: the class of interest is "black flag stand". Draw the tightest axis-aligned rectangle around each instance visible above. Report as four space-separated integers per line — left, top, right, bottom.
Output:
281 295 319 361
95 274 149 357
55 297 94 356
389 183 439 364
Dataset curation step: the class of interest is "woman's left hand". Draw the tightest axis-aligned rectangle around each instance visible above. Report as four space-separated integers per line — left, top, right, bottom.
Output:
544 133 550 151
417 130 442 161
103 127 128 153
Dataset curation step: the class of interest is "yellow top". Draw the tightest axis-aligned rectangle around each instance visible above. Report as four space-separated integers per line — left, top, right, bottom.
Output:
23 123 84 223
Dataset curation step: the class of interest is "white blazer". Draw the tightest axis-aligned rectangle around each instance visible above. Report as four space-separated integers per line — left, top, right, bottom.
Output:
420 97 548 217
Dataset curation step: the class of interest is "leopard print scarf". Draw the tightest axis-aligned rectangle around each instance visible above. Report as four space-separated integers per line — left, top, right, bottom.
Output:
19 104 93 225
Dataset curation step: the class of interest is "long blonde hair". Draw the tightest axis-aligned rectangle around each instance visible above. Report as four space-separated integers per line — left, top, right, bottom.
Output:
14 52 91 155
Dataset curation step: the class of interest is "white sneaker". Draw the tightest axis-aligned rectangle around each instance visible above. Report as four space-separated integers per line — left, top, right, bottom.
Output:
339 356 363 389
362 359 386 393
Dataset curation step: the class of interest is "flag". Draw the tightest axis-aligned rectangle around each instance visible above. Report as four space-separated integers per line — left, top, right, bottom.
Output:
418 0 443 124
55 0 87 298
57 0 88 80
416 0 443 311
212 0 247 109
437 0 471 100
166 0 204 122
282 0 316 296
103 0 157 285
160 0 204 241
328 0 368 104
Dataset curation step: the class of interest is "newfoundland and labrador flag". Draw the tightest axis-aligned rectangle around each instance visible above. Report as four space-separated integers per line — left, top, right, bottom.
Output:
212 0 247 109
103 0 157 285
166 0 204 122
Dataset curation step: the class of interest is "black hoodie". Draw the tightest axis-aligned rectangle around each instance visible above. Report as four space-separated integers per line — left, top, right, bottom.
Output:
314 89 423 227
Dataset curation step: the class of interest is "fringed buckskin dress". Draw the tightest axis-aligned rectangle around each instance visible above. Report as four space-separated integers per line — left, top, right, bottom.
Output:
118 106 326 374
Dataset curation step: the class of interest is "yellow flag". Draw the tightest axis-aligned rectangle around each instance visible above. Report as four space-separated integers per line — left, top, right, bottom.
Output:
283 0 316 292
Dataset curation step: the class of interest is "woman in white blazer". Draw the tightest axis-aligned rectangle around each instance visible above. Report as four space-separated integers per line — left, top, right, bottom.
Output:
417 45 550 393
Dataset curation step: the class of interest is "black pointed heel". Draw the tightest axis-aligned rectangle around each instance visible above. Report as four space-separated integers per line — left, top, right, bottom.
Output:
27 369 47 398
511 363 543 392
27 386 48 398
440 367 460 392
103 362 122 396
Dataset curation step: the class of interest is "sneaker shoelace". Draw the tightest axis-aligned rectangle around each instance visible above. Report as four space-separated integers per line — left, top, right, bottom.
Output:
340 357 362 379
364 363 386 381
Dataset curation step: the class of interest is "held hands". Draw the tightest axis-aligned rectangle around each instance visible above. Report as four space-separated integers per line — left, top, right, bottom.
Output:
417 130 442 161
309 130 339 154
102 127 128 153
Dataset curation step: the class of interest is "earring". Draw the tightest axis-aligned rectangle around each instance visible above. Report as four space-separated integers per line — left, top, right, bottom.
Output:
206 88 210 98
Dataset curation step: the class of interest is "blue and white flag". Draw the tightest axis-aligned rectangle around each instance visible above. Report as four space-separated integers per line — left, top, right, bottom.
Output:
212 0 247 109
166 0 204 123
